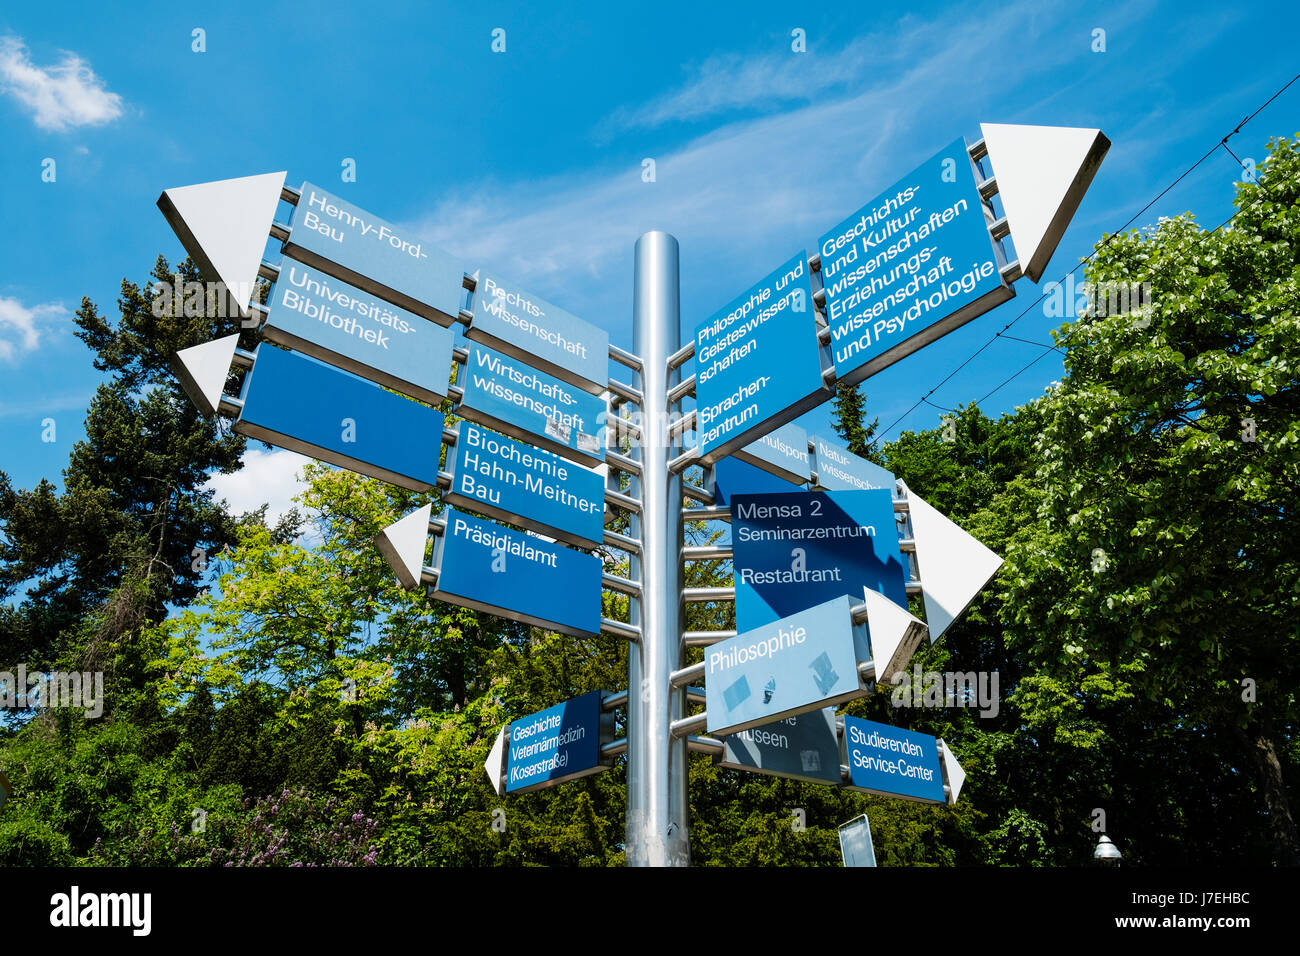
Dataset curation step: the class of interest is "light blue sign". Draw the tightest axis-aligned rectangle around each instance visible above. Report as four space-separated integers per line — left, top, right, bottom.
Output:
506 690 611 793
842 716 946 804
445 421 605 549
838 815 877 867
284 182 466 326
818 138 1010 385
236 346 443 491
716 708 842 785
458 344 606 466
694 250 827 462
733 421 810 484
812 434 896 492
731 489 908 631
705 596 864 737
433 508 602 637
262 261 454 405
469 274 609 394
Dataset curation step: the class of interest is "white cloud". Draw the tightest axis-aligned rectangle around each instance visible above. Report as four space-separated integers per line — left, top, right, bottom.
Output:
414 0 1049 302
205 447 312 525
0 295 65 361
0 36 124 132
0 389 91 418
599 21 952 134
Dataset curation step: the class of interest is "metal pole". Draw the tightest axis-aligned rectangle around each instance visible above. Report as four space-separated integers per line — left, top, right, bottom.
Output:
626 231 689 866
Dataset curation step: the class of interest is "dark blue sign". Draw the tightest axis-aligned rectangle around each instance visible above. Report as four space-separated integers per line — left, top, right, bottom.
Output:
506 690 610 793
818 139 1010 385
469 273 609 394
236 345 443 491
842 716 945 803
694 250 827 462
716 708 842 785
263 261 454 405
731 489 907 631
284 182 466 326
705 596 864 736
459 344 606 466
711 456 802 509
812 434 896 492
445 422 605 549
733 421 810 484
433 508 602 637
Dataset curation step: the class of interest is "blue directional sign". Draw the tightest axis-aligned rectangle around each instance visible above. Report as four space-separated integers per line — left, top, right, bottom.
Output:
469 274 609 395
283 182 466 326
812 434 896 492
433 508 602 637
711 456 802 509
818 138 1012 385
506 690 612 793
459 344 606 466
842 715 946 804
445 421 605 549
716 708 842 785
262 261 454 405
694 250 828 463
705 596 865 737
733 421 810 485
731 489 908 631
236 345 443 491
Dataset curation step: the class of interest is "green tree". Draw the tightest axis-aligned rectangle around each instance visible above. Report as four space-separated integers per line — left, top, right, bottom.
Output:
0 255 249 703
830 381 882 463
1002 134 1300 864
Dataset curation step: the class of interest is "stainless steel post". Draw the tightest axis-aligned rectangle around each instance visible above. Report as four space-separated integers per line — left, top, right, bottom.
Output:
625 231 689 866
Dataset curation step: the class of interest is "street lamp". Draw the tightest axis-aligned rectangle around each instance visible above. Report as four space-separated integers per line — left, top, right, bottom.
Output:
1094 833 1122 865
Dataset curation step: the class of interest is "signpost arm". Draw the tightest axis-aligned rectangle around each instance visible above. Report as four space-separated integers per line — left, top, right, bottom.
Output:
626 231 690 866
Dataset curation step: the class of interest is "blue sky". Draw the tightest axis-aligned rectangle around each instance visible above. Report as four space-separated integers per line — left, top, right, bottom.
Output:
1 0 1297 516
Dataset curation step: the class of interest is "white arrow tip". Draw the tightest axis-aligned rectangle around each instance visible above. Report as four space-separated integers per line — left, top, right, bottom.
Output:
170 333 240 416
862 586 928 685
375 503 432 590
938 738 966 805
158 171 287 313
484 726 506 796
905 488 1003 643
979 123 1110 282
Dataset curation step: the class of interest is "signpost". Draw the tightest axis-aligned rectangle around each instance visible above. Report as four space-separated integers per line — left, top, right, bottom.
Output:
431 508 602 637
262 260 454 405
282 182 466 326
732 421 811 485
817 138 1012 386
715 708 842 786
711 455 802 508
838 815 877 867
445 421 606 549
842 715 947 804
730 488 908 631
235 345 443 491
694 251 828 463
704 596 867 737
158 118 1106 865
486 691 615 795
458 343 607 466
468 273 609 394
811 434 896 492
